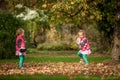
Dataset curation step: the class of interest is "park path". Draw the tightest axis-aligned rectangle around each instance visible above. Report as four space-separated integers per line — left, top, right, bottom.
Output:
0 62 120 77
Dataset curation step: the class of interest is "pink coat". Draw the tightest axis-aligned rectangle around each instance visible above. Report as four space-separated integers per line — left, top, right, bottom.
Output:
79 36 90 51
16 35 26 55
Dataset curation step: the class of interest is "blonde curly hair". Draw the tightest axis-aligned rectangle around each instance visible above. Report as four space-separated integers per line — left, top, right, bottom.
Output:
16 28 24 36
77 30 86 37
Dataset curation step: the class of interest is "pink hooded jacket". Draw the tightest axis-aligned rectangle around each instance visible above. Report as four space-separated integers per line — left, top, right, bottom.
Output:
16 35 26 55
79 36 90 51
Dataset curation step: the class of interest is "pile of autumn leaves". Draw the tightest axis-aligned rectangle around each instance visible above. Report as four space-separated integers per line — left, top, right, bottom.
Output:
0 62 120 77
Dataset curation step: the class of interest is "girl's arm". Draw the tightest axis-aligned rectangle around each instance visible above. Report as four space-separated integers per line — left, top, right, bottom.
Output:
17 39 22 48
76 38 80 45
17 38 25 49
80 39 87 47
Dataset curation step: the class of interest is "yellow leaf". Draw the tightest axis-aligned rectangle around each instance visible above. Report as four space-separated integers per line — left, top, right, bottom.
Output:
42 4 47 8
84 5 89 10
52 4 57 9
90 15 94 19
71 1 74 5
81 0 86 2
81 12 85 16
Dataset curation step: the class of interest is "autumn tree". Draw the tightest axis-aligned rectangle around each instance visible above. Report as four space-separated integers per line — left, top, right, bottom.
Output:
112 0 120 60
46 0 119 60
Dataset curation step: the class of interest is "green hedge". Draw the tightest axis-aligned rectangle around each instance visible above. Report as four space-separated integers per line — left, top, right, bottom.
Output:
0 13 25 59
37 42 78 51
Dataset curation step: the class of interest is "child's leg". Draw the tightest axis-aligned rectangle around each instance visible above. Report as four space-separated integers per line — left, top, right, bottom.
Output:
77 51 83 59
19 55 24 68
82 54 89 64
22 56 25 66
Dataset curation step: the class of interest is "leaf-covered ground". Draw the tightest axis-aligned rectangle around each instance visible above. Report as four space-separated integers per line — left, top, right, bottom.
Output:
0 62 120 77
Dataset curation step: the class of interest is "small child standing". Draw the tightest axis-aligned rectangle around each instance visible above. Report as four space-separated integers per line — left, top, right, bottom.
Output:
16 28 26 69
76 30 91 65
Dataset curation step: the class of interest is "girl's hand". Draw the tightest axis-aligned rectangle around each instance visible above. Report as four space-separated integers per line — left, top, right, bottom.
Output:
20 47 25 49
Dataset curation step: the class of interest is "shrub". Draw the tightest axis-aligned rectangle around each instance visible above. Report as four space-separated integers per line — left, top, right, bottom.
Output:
37 42 78 51
0 13 25 59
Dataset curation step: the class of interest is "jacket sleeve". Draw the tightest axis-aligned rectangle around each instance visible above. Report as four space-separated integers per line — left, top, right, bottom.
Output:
17 39 22 48
80 39 87 47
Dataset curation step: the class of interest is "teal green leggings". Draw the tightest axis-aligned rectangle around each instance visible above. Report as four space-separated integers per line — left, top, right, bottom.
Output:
77 51 88 64
19 55 25 68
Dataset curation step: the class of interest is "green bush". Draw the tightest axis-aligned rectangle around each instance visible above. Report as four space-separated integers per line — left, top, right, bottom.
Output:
0 13 25 59
37 42 78 51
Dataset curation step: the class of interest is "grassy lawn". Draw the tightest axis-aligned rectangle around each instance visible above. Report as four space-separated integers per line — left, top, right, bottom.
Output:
0 74 120 80
0 74 67 80
0 56 110 63
0 49 117 80
0 50 111 63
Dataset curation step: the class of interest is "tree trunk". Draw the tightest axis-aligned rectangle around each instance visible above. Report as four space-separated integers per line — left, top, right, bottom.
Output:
112 0 120 60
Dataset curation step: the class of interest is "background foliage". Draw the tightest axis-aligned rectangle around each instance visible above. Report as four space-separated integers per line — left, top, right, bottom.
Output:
0 13 25 59
0 0 118 59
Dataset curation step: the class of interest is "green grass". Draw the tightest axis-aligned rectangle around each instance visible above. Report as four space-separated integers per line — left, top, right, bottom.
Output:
0 74 67 80
0 50 111 63
72 75 120 80
0 74 119 80
0 55 110 63
26 56 110 63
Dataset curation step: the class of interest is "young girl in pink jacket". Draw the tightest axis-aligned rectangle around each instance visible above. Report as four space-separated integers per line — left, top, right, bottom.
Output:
16 28 26 69
76 30 91 65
